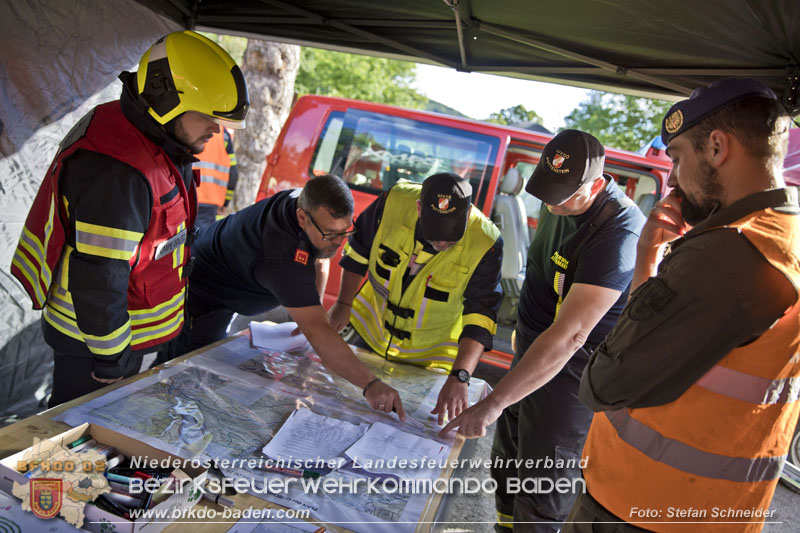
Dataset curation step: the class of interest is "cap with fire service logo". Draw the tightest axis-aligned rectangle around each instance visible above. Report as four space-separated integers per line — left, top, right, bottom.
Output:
525 129 605 205
419 172 472 242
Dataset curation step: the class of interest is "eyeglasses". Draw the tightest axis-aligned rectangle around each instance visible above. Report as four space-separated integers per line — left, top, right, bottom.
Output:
304 210 357 241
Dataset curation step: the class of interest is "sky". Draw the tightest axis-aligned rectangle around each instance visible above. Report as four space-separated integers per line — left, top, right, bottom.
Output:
411 64 592 131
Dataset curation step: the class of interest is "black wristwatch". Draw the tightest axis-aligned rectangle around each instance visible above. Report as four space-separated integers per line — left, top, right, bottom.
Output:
449 368 471 385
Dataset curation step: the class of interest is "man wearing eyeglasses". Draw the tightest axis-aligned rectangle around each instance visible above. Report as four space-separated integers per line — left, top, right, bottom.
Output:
155 174 405 416
331 172 503 426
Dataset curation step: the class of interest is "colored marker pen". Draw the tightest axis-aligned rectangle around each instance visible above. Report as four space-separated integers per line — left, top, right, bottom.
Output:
107 472 137 484
66 435 92 449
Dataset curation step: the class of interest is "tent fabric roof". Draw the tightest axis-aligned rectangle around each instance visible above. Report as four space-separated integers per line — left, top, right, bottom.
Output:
134 0 799 111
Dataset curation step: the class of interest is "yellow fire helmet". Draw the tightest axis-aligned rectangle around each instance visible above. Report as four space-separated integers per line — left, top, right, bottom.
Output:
136 30 249 129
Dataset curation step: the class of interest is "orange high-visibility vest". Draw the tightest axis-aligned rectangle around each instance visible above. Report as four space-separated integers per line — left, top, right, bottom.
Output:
582 206 800 532
194 130 231 206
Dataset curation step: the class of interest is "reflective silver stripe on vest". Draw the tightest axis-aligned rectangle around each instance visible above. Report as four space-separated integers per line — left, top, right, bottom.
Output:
48 290 75 316
385 350 456 364
193 161 229 173
20 229 50 286
696 364 800 405
76 230 139 254
605 410 786 482
352 303 384 346
130 293 184 324
198 174 229 188
388 339 459 354
13 249 47 305
43 306 81 337
84 323 131 353
368 271 390 300
417 298 428 329
131 312 183 343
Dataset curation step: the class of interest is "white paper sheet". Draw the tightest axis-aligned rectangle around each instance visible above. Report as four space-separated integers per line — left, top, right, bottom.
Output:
344 422 449 482
262 409 367 466
250 321 311 352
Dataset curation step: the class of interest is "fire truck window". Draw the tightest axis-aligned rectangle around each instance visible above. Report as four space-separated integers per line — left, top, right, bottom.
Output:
311 114 344 176
310 109 500 210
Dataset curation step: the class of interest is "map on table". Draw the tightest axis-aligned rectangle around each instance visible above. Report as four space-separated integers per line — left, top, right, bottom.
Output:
55 333 490 532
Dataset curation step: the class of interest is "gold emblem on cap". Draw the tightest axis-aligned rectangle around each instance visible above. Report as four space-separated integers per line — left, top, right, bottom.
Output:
431 194 456 214
546 150 570 174
664 110 684 134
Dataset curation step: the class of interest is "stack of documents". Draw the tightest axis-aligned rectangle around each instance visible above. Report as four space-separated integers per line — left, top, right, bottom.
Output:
250 321 311 352
262 409 449 481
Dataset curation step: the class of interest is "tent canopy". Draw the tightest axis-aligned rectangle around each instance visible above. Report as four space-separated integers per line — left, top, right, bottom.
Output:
134 0 800 111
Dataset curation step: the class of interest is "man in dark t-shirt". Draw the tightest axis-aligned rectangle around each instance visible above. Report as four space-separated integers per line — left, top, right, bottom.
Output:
441 130 645 532
156 175 406 417
517 179 645 347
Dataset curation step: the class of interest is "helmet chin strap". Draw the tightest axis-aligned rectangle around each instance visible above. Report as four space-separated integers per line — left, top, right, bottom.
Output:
120 71 191 151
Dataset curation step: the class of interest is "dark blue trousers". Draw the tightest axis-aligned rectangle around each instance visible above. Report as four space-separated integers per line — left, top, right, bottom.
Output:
491 330 594 533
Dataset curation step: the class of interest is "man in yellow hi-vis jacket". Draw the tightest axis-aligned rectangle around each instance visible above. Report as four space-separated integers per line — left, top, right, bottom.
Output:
330 173 503 426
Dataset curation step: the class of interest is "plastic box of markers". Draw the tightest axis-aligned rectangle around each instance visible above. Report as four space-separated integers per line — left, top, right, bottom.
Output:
0 422 207 533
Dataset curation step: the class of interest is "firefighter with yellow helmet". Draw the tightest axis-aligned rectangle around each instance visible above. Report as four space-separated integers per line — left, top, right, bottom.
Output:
11 30 249 406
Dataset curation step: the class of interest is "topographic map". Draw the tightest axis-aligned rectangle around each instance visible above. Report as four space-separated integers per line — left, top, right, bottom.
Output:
86 365 299 460
55 333 489 532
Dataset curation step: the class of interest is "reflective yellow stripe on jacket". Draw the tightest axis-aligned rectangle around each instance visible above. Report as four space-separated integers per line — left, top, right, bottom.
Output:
12 197 58 307
75 220 143 261
43 245 185 357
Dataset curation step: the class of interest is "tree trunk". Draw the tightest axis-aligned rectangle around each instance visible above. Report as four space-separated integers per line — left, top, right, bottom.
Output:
234 40 300 209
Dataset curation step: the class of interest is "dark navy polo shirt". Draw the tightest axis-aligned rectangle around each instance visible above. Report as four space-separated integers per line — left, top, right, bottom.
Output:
189 189 321 314
517 180 646 348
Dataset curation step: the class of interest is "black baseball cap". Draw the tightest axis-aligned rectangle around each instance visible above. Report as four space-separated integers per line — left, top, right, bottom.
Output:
525 129 605 205
661 78 777 144
419 173 472 242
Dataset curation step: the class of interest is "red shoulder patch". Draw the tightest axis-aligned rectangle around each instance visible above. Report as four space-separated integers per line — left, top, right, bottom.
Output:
294 249 309 265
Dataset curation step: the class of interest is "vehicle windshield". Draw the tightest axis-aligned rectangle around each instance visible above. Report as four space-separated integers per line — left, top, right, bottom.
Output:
310 109 500 209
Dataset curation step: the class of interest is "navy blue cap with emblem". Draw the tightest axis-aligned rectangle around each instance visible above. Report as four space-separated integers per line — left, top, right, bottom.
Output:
419 172 472 242
661 78 777 145
525 129 605 205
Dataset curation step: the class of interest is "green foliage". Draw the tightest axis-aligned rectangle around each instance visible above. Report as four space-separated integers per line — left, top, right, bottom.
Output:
295 48 428 109
198 32 247 64
564 91 672 151
485 104 543 126
426 99 469 118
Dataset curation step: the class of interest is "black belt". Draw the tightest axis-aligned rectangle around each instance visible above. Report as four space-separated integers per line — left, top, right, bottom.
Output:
384 321 411 340
386 301 414 319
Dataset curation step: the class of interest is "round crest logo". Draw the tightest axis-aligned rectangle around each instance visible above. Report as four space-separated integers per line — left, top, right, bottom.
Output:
664 109 684 134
